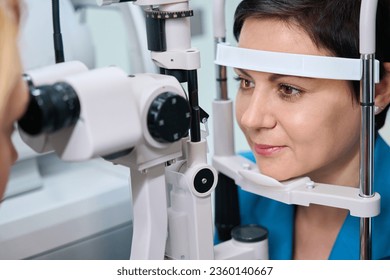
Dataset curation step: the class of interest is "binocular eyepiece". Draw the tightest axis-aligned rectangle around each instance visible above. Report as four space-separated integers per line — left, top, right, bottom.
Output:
18 74 191 145
18 76 81 136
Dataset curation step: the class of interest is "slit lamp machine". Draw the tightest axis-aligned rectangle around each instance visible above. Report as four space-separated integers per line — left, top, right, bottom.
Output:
15 0 380 260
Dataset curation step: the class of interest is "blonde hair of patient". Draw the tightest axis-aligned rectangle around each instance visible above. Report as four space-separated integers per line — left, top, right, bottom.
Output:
0 0 21 118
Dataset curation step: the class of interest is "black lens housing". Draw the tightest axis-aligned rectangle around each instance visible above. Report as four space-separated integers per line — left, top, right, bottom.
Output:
18 82 80 136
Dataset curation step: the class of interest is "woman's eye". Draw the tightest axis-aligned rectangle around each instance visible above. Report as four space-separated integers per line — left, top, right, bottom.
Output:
234 76 254 90
278 84 302 100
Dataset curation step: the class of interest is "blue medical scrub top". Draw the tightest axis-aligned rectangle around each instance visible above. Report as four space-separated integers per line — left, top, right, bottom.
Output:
234 135 390 260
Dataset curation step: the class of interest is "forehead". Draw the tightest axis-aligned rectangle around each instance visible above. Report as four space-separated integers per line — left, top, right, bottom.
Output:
238 18 331 57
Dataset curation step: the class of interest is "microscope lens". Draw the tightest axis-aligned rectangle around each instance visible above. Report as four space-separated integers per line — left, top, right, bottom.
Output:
18 82 80 135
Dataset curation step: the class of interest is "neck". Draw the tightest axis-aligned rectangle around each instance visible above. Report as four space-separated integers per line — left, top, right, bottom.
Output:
297 204 348 225
293 145 359 259
293 204 349 260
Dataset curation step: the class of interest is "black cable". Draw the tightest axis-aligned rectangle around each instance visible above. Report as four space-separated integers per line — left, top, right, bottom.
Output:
52 0 65 63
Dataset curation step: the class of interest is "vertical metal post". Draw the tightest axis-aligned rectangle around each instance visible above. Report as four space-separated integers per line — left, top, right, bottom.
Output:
215 38 228 101
359 0 378 260
213 0 228 101
359 54 375 260
212 0 241 242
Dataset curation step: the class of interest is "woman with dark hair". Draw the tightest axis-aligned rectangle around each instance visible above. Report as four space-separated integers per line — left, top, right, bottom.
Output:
226 0 390 259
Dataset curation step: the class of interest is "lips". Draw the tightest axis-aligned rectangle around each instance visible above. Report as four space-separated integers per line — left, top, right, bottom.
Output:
254 144 286 156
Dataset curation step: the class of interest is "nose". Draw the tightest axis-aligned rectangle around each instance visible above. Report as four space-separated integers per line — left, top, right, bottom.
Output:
239 87 277 131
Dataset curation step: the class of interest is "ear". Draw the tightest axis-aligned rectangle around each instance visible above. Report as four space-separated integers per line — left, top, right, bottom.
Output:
375 62 390 109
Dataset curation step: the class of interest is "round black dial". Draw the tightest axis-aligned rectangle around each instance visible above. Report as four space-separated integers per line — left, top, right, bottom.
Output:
147 92 190 143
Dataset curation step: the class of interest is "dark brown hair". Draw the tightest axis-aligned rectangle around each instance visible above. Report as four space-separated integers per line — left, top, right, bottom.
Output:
233 0 390 131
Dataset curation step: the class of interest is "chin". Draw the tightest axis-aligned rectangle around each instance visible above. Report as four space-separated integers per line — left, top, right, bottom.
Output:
258 165 296 182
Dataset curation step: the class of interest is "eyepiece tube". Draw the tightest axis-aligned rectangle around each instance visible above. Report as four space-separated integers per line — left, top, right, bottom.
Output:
18 82 80 136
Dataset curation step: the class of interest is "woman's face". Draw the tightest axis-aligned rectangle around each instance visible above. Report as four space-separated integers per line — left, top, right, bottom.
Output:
235 18 361 185
0 61 29 200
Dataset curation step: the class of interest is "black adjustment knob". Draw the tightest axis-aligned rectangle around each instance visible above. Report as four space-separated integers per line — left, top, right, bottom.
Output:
231 224 268 243
194 168 215 194
147 92 190 143
18 82 80 136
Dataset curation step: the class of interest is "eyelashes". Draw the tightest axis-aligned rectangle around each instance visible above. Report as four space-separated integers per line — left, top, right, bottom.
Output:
278 83 303 100
234 75 304 101
234 75 254 90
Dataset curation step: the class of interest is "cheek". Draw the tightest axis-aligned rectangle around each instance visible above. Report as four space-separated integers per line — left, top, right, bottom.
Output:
235 96 244 127
280 96 358 146
0 165 10 200
0 132 18 164
13 78 29 121
285 103 361 168
0 134 17 199
276 104 319 146
235 93 250 129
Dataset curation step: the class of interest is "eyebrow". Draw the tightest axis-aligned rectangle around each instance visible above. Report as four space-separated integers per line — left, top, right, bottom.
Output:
234 68 252 78
234 68 314 82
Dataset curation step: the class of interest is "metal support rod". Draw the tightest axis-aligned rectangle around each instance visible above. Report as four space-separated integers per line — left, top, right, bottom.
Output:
215 38 228 100
359 54 375 260
360 217 372 260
